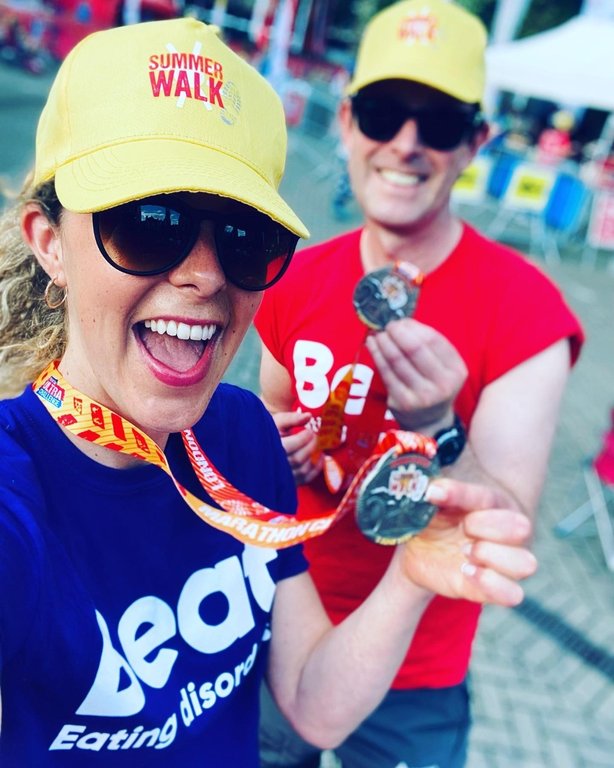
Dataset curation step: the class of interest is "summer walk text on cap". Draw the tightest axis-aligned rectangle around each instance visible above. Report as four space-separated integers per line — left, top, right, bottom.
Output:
347 0 487 104
33 17 308 239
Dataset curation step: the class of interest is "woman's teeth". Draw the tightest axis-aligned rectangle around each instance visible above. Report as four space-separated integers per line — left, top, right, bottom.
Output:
143 319 216 342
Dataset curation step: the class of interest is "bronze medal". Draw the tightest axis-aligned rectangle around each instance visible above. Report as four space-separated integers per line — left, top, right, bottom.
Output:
353 264 422 330
355 448 440 545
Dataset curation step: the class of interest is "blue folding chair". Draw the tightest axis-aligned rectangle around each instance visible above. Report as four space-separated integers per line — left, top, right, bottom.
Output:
543 172 592 263
486 151 521 201
486 161 557 257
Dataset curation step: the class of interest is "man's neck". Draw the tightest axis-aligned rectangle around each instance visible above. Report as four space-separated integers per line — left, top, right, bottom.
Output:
360 212 464 276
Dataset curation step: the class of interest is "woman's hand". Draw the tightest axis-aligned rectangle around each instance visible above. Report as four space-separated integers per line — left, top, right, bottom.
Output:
398 478 537 607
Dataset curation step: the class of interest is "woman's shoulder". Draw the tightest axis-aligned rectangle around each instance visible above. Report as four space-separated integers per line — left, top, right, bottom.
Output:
0 388 47 486
0 388 64 535
0 390 47 569
0 387 40 460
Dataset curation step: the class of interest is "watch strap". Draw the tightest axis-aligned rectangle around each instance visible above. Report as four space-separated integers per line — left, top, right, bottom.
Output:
433 413 466 467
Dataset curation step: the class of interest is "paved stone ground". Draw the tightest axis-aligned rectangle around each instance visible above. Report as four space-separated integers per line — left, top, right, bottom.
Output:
3 60 614 768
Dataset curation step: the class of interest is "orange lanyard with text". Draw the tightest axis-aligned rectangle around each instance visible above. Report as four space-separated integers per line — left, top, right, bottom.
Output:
33 361 436 548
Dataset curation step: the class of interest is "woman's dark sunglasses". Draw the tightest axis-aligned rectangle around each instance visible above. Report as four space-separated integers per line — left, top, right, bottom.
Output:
92 196 299 291
351 94 484 151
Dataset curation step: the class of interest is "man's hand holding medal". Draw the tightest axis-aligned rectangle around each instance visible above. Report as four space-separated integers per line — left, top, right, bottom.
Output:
351 262 536 603
351 262 456 544
365 316 467 433
265 260 536 604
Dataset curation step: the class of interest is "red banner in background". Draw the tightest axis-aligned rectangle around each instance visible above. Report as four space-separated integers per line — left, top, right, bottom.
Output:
0 0 119 64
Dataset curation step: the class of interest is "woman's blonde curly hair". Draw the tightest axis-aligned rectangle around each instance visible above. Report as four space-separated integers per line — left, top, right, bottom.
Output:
0 178 66 397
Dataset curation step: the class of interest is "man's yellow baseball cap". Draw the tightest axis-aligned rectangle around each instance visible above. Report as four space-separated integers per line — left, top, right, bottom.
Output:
347 0 487 104
33 17 308 239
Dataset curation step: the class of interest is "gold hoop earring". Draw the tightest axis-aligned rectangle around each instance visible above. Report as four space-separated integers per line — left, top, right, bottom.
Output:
44 278 67 310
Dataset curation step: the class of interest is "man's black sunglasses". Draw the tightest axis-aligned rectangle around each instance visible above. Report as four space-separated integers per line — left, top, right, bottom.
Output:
92 196 299 292
351 94 484 151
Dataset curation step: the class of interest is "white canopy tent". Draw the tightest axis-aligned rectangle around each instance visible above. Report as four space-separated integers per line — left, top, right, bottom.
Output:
481 13 614 262
484 14 614 113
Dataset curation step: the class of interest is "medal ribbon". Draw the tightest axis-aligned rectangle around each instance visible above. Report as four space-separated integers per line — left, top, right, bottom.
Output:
314 261 425 493
32 361 436 549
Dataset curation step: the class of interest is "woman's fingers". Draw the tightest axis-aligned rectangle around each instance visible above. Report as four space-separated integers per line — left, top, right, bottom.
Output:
426 478 520 517
403 477 538 607
459 563 528 607
465 540 538 581
462 507 532 545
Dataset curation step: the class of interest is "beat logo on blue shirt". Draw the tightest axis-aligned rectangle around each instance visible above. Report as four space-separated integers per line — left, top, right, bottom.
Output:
50 545 278 754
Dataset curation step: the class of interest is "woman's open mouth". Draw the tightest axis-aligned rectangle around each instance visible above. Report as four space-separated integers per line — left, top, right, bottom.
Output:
137 318 220 379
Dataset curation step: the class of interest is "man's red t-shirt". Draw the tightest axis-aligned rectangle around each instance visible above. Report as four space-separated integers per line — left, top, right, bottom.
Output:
256 224 584 688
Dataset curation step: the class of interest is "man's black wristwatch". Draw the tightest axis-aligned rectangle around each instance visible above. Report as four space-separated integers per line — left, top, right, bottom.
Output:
433 414 466 467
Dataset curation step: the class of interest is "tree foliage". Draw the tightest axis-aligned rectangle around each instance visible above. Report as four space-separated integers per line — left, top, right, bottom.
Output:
518 0 583 38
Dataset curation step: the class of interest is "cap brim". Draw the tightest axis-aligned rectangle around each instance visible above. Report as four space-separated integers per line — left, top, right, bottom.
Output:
54 139 309 240
346 71 480 103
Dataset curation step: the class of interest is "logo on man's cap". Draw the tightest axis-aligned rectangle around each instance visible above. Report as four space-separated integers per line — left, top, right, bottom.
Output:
398 9 439 45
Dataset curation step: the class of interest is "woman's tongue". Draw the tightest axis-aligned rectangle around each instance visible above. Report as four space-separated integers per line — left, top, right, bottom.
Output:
141 327 205 372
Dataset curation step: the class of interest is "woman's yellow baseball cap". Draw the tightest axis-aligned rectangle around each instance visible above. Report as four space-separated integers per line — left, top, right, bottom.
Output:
347 0 487 104
32 17 308 239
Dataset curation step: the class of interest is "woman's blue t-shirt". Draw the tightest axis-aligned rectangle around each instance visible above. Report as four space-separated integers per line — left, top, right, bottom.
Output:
0 383 306 766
